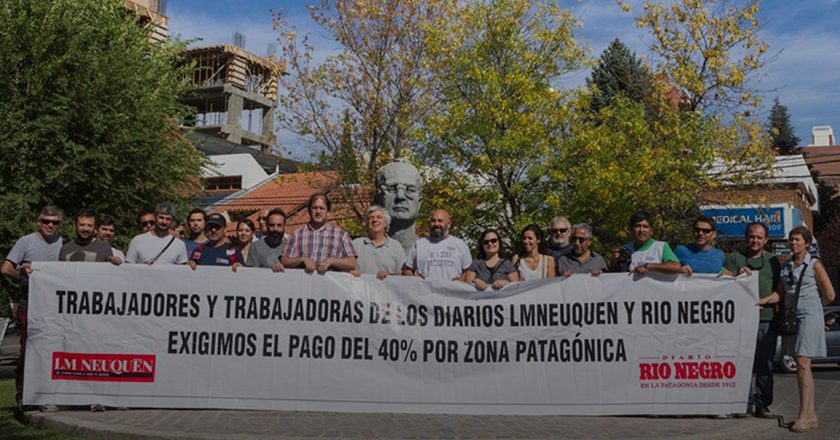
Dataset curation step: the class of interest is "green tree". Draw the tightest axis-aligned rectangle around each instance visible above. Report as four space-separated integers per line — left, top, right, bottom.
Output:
0 0 204 261
767 96 800 155
587 38 653 113
422 0 586 240
558 94 719 250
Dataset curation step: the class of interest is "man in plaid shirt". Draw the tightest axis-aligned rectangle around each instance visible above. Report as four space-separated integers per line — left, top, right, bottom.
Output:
282 194 357 274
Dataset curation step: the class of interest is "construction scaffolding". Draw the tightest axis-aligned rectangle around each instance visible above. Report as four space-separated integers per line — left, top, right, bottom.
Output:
180 44 284 154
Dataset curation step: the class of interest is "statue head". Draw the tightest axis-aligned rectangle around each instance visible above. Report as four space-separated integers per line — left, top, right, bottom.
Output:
373 159 422 225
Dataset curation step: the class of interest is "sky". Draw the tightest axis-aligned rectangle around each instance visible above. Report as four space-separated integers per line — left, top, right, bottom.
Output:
167 0 840 161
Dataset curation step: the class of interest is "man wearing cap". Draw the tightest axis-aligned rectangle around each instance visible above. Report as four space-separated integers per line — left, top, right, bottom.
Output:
281 194 357 274
125 202 188 265
188 213 242 270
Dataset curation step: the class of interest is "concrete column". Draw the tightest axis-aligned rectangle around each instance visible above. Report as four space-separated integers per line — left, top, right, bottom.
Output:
225 92 244 144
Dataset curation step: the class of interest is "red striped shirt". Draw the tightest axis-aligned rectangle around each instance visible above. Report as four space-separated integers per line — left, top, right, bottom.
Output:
283 223 357 263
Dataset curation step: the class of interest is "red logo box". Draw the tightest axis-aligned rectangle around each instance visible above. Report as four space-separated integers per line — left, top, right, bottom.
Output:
51 352 156 383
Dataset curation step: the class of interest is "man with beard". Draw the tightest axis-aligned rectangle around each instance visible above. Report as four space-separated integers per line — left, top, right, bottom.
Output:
558 223 607 276
1 205 64 409
96 214 125 263
282 194 357 274
373 159 422 252
547 216 573 274
188 214 242 270
619 210 680 275
353 205 406 279
125 202 188 265
59 209 116 264
246 208 288 271
724 222 781 418
674 216 725 275
184 208 209 256
402 209 471 281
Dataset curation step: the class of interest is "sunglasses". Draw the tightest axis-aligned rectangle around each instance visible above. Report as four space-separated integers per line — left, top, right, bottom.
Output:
207 224 224 230
570 236 589 243
550 227 569 234
140 220 155 227
39 219 61 226
694 227 714 234
483 238 499 245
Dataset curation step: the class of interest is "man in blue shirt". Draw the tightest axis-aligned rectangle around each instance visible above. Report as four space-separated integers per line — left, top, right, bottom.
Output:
188 213 242 270
674 216 725 275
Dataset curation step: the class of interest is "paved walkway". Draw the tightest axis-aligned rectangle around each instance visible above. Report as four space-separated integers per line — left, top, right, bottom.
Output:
22 372 839 440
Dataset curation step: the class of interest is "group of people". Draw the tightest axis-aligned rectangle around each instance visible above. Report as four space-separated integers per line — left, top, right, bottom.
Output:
2 195 836 432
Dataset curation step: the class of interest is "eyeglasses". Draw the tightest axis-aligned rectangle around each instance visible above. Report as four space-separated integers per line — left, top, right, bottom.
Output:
570 236 589 243
482 238 499 245
207 224 224 231
550 227 569 234
39 219 61 226
694 227 714 234
140 220 155 227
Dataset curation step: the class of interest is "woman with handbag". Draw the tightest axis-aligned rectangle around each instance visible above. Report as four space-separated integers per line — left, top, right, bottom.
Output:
757 226 836 432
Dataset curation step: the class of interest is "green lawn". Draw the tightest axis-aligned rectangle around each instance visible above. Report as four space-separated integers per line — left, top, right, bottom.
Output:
0 379 82 439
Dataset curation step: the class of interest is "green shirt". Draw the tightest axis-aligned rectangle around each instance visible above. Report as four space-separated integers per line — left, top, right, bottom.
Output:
724 251 781 321
634 238 679 263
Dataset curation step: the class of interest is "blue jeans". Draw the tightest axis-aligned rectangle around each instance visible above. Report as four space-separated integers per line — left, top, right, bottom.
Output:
750 321 776 407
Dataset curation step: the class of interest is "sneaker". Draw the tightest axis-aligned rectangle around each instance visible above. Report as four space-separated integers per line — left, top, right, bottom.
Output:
39 404 59 412
732 412 751 419
90 403 106 412
754 406 776 418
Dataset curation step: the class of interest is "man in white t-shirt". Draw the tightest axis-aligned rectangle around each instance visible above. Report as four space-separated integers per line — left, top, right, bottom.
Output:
125 202 188 265
402 209 471 281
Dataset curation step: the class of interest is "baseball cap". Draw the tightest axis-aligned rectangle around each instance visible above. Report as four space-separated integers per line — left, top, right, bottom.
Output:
206 213 226 228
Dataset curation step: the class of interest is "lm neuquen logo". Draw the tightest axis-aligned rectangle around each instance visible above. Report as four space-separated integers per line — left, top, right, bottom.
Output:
52 352 156 382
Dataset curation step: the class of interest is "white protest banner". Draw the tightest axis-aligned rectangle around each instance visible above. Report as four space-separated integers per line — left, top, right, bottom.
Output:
25 262 758 415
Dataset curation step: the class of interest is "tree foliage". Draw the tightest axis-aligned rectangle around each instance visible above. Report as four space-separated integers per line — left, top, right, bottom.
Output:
627 0 776 188
767 96 800 155
587 38 653 113
0 0 204 253
558 94 720 248
629 0 772 113
422 0 585 241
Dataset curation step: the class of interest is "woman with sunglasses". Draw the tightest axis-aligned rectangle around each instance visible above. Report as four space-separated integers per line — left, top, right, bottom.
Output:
463 229 519 290
757 226 835 432
236 219 256 264
511 224 555 280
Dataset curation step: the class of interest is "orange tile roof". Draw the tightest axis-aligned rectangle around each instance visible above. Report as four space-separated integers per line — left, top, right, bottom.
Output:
211 171 370 236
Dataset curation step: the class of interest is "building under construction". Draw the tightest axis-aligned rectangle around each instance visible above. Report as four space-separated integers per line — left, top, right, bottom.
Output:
180 43 283 155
